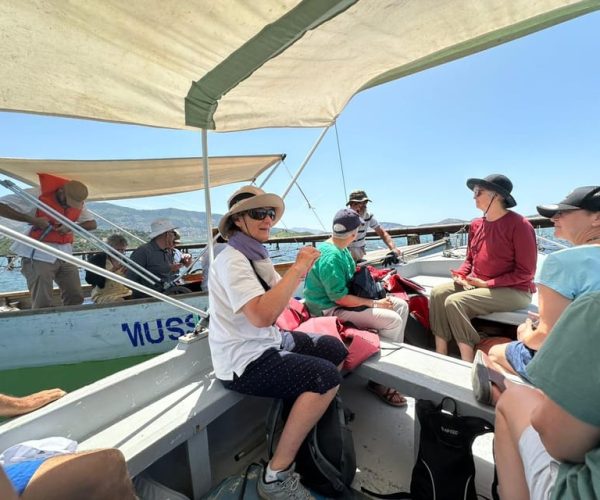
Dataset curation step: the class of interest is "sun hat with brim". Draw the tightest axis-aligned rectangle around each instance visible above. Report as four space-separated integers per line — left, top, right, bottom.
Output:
346 190 372 206
537 186 600 218
466 174 516 208
218 185 285 238
149 218 178 239
63 180 88 209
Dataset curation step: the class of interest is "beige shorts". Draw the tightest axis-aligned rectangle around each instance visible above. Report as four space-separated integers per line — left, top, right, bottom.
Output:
519 425 560 500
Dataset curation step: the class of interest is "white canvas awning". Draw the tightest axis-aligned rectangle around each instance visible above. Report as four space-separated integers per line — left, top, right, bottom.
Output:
0 155 284 201
1 1 598 132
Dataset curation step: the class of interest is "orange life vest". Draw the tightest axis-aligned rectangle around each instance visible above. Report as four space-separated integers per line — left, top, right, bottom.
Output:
29 173 82 244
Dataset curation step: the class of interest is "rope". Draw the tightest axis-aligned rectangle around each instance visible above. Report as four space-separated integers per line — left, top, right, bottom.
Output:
334 122 348 202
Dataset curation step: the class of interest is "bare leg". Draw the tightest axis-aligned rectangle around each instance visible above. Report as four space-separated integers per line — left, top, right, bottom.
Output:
22 449 136 500
488 344 518 375
270 386 338 471
458 342 475 362
435 336 448 355
495 383 545 500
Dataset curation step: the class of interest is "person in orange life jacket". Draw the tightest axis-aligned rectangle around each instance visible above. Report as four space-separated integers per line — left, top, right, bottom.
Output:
429 174 537 362
346 189 402 262
126 219 192 298
0 174 97 309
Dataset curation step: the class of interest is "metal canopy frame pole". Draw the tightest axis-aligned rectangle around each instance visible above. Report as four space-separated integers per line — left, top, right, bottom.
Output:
0 179 159 285
281 125 331 200
86 208 146 244
201 129 214 264
258 155 285 189
0 222 208 317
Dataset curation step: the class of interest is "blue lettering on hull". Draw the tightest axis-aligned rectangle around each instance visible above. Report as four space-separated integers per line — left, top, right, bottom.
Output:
121 314 197 348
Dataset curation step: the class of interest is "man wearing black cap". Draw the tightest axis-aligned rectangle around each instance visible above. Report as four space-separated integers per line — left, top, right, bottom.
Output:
429 174 537 362
346 189 402 262
304 208 409 406
0 174 96 309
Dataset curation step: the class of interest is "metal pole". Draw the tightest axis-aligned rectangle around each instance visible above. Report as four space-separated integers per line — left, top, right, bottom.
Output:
0 222 208 318
281 125 331 199
0 180 159 284
258 156 285 188
201 129 214 263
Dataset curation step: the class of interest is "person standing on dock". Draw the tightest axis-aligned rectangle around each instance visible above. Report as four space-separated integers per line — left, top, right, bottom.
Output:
0 174 96 309
346 189 402 262
429 174 537 362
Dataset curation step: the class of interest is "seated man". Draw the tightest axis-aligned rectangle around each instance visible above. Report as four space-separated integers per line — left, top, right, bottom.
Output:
430 174 537 362
85 233 132 304
209 185 348 499
126 218 192 298
494 292 600 500
304 208 409 407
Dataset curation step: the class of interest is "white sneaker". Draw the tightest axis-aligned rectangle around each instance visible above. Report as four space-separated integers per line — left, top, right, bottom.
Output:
256 464 315 500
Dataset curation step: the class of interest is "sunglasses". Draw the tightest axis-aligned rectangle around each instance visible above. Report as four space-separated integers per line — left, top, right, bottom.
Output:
246 207 276 221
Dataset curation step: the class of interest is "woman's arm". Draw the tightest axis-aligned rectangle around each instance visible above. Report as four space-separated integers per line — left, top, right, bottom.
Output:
242 246 320 327
520 284 571 350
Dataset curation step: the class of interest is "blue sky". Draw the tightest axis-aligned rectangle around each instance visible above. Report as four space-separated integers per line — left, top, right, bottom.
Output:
1 11 599 232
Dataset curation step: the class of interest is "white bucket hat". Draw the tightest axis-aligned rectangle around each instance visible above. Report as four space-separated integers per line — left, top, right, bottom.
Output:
218 185 284 238
149 218 178 239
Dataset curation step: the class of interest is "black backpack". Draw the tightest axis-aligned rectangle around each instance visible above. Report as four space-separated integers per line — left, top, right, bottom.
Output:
349 265 386 300
266 394 356 498
364 397 493 500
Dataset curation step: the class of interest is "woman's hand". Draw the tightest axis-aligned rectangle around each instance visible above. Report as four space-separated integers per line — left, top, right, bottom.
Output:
292 246 320 277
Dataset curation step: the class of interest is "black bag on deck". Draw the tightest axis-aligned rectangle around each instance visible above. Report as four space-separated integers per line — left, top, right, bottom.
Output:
349 265 386 300
363 397 493 500
266 395 356 498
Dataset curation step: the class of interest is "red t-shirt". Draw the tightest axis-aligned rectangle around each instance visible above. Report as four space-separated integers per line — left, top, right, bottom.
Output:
455 211 537 292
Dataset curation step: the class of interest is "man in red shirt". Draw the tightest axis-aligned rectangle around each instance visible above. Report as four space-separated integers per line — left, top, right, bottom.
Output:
429 174 537 362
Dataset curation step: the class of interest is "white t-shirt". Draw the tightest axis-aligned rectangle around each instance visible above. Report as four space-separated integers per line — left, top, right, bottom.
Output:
0 188 94 263
208 245 282 380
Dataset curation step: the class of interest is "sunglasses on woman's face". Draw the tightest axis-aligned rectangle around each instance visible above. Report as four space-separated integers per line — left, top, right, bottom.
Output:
246 207 276 221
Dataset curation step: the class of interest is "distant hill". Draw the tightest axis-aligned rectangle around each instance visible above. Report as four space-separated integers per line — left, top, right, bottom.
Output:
423 218 467 226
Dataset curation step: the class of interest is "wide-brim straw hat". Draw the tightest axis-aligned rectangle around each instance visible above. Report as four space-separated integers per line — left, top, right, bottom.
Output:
466 174 516 208
218 185 285 238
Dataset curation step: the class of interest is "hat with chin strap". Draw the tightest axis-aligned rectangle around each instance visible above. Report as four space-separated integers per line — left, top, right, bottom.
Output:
466 174 516 208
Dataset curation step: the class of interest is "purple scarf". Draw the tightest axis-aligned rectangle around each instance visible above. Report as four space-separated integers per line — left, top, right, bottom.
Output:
228 231 269 261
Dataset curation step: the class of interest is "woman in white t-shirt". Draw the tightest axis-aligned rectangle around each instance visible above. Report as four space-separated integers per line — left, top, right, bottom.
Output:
208 185 347 498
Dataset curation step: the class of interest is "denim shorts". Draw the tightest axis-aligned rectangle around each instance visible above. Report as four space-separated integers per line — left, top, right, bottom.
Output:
505 341 536 382
220 331 347 401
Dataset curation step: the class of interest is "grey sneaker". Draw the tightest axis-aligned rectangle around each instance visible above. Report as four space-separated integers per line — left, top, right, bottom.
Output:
257 464 315 500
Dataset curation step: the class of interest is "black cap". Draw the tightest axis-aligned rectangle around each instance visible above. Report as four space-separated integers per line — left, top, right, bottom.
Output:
332 208 363 237
537 186 600 218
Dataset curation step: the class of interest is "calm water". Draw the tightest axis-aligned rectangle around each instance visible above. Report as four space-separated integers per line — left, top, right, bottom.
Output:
0 229 567 294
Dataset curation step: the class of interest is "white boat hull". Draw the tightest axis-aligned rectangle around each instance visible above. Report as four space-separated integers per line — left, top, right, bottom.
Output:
0 293 208 371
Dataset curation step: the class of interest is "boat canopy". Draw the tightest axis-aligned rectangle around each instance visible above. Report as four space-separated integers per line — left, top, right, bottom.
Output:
0 155 284 201
2 1 598 132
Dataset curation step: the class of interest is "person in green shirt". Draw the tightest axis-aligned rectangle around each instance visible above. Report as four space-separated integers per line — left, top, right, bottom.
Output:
304 208 409 407
494 291 600 499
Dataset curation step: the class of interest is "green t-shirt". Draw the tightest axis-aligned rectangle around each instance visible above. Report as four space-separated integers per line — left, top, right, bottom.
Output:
303 241 355 316
527 291 600 500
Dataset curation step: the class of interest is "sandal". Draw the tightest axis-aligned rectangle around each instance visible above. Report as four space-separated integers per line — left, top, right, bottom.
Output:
471 350 506 406
367 382 408 407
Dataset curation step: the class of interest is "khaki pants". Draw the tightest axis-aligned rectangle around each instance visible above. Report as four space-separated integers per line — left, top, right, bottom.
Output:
429 281 531 347
324 295 409 342
349 245 366 262
21 258 84 309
